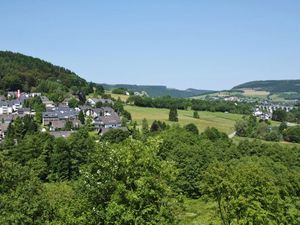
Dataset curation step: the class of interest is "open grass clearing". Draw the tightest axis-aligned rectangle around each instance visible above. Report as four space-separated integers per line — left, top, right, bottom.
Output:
111 93 129 102
240 88 270 97
177 198 220 225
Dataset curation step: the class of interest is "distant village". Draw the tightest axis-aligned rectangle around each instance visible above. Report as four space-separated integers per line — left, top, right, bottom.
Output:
0 90 124 141
253 101 295 121
206 94 297 121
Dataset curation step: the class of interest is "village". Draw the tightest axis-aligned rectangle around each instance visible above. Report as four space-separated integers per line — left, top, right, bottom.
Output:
205 93 297 121
0 90 123 141
253 101 295 121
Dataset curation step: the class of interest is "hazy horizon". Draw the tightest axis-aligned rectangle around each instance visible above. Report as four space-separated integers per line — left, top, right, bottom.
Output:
99 78 300 91
1 1 299 90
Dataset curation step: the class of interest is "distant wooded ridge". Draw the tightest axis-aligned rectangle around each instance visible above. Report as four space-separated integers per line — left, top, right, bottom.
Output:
101 83 214 98
232 80 300 93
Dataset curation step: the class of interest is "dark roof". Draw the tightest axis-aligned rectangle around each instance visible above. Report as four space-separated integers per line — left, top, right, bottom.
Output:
43 107 79 119
0 100 21 107
18 108 31 113
94 113 121 125
0 101 8 107
79 105 92 110
102 107 114 112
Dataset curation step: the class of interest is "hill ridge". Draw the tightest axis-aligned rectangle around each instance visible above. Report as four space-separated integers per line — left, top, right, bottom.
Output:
101 83 213 98
232 79 300 93
0 50 88 93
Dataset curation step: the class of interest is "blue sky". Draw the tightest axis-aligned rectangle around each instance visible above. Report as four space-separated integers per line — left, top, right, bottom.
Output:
0 0 299 90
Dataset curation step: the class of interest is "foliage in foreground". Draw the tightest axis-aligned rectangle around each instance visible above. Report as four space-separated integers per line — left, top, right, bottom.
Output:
202 158 300 224
0 118 299 224
78 139 177 224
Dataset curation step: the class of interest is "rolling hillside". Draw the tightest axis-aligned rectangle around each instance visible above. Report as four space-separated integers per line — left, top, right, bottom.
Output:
232 80 300 93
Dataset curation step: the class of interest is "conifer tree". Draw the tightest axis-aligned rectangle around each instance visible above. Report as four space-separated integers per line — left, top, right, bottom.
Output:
78 110 85 125
169 107 178 122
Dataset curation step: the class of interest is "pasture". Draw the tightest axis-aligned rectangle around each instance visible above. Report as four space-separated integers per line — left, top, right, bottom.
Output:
241 88 270 97
125 105 243 134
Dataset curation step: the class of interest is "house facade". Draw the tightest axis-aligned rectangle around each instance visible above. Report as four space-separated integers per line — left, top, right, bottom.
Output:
0 102 13 115
41 96 55 108
93 111 122 133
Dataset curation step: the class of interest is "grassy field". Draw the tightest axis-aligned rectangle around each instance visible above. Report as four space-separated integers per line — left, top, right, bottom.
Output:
269 94 286 102
241 88 270 97
125 105 243 134
177 198 220 225
110 93 129 102
104 90 130 102
192 89 270 100
191 91 242 99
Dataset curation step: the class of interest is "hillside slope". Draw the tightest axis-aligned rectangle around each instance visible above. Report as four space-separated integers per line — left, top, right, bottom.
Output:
101 84 213 98
232 80 300 93
0 51 87 93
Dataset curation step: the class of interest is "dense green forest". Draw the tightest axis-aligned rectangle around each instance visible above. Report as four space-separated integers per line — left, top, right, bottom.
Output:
0 51 104 99
232 79 300 93
0 51 85 92
0 115 299 224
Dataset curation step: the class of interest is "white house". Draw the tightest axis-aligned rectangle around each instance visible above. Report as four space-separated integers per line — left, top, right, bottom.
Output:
87 98 113 107
0 102 13 115
41 96 55 108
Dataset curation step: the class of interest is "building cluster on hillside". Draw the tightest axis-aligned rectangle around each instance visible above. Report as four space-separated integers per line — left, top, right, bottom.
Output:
253 101 295 120
43 97 123 135
0 91 34 141
205 94 259 103
0 91 124 141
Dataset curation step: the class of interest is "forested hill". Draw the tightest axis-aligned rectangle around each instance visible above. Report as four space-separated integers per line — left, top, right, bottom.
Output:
101 83 213 98
0 51 87 93
232 80 300 93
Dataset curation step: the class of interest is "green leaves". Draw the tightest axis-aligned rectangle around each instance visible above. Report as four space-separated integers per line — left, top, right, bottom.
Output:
201 157 300 225
78 138 177 224
0 154 52 224
283 126 300 143
101 129 130 144
184 123 199 135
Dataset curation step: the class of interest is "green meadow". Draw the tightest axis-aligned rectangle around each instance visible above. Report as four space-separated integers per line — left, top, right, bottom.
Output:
125 105 243 134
